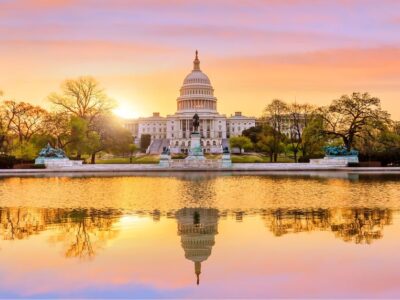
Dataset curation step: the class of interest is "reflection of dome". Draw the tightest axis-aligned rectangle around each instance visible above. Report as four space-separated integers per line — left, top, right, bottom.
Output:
176 208 219 285
177 51 217 113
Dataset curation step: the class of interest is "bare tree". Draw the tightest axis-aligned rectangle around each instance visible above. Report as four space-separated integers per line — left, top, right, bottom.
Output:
1 100 47 144
287 103 315 162
44 112 72 149
264 99 288 162
49 76 115 126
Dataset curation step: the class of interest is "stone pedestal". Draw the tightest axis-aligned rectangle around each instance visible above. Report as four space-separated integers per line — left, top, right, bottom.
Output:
309 155 359 166
186 132 205 161
35 157 83 168
159 153 171 167
221 153 232 167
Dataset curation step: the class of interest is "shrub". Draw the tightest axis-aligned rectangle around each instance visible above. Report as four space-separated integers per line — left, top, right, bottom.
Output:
31 164 46 169
231 155 265 163
359 151 400 166
172 153 187 159
0 155 16 169
348 162 360 167
298 155 324 163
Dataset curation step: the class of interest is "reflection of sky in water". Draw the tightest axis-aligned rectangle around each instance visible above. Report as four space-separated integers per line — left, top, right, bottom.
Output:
0 174 399 298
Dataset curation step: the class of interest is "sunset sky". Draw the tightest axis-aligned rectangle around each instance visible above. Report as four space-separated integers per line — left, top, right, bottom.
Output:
0 0 399 119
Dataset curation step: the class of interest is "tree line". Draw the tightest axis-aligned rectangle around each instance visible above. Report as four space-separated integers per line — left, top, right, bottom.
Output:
230 92 400 165
1 78 399 165
0 77 134 164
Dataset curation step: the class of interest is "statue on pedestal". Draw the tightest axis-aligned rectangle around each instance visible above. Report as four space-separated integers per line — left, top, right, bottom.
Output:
37 143 67 159
192 113 200 133
35 142 82 167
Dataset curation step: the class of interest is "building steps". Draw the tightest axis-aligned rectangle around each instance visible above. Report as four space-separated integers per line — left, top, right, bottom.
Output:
148 139 170 154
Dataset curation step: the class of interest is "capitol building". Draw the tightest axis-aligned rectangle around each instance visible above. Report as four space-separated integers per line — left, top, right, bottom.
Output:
124 51 255 154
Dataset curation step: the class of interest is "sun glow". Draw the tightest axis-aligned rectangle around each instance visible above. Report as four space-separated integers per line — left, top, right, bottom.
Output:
113 101 140 119
118 215 150 228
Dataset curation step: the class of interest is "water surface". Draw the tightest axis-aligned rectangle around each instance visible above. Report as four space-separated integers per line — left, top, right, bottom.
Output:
0 173 399 298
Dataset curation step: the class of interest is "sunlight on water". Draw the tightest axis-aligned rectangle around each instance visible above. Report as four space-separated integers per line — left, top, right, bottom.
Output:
0 173 399 298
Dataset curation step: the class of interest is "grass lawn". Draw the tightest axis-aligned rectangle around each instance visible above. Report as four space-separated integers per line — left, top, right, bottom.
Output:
231 153 294 163
205 154 222 160
96 153 294 164
231 154 268 163
96 155 159 164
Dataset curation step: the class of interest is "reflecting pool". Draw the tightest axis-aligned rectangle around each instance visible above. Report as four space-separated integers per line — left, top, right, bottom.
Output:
0 173 399 298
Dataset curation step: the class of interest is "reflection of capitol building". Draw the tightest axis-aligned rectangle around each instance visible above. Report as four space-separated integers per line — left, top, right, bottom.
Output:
176 208 219 285
124 51 255 154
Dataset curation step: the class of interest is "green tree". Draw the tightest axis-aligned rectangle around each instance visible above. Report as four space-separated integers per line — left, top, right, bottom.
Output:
11 141 39 162
318 92 390 151
67 117 91 159
301 116 327 159
128 143 137 163
88 115 132 164
256 135 275 162
229 136 253 154
242 125 263 144
355 121 400 164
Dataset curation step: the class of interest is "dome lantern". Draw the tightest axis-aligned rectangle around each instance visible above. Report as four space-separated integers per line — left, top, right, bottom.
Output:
193 50 200 71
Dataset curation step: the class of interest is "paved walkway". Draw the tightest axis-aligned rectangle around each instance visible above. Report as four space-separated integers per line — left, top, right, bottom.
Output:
0 163 399 176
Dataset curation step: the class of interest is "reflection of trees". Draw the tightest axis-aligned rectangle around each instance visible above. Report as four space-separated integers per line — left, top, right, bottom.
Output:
0 207 120 258
330 208 391 244
53 209 120 259
0 208 49 240
263 208 392 244
264 209 330 237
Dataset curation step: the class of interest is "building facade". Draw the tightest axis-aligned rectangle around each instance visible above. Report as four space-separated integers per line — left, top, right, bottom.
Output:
124 51 255 154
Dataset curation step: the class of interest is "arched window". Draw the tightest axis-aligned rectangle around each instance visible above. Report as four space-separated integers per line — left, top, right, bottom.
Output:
212 141 217 146
206 141 211 146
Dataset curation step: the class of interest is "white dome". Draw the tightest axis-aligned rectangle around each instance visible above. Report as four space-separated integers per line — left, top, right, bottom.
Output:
176 51 217 113
183 70 211 85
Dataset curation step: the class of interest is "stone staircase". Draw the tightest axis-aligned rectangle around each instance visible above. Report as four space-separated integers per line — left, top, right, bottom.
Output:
147 139 170 154
160 139 170 152
222 138 230 150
